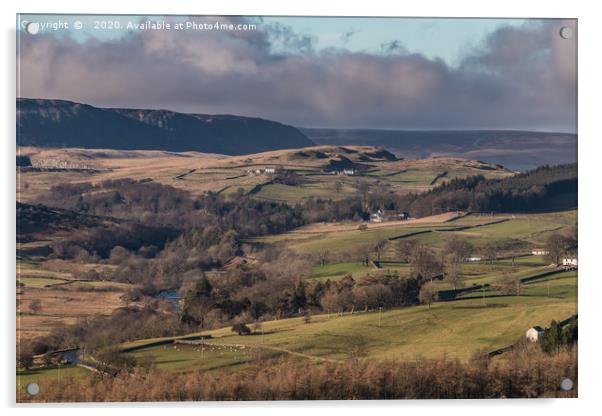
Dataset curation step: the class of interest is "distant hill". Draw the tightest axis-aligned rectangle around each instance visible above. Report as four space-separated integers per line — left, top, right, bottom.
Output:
17 98 314 155
302 128 577 171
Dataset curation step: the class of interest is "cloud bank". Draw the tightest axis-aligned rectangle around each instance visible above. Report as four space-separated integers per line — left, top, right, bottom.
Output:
17 17 577 131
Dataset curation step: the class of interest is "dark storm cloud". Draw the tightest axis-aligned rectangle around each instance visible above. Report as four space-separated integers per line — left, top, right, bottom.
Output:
17 17 576 131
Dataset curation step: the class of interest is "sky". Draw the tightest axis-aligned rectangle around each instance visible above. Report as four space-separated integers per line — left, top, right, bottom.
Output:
16 15 577 132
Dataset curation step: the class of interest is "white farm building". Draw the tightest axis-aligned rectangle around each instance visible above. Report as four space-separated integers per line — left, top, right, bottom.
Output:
562 257 578 267
526 326 545 342
466 256 482 262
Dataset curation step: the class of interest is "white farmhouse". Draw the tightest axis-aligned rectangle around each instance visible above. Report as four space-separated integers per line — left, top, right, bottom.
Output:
466 256 482 262
526 326 545 342
562 257 578 267
532 249 549 256
370 209 384 223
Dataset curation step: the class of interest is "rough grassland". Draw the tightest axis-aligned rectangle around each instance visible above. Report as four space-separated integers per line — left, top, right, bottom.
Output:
17 287 126 339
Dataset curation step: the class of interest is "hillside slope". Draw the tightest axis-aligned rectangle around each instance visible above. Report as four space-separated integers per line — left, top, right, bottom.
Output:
16 145 515 204
17 98 314 155
401 163 577 216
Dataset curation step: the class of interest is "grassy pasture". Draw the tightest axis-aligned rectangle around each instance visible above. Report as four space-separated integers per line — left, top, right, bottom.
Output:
261 211 576 260
206 285 575 361
521 273 577 298
453 271 577 300
282 226 434 255
431 264 550 290
253 183 336 202
310 262 412 281
125 273 575 371
310 262 371 279
129 343 283 373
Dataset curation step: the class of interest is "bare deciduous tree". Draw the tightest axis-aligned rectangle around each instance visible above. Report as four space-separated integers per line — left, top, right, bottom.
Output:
373 240 388 263
410 244 443 283
419 282 437 309
545 233 572 265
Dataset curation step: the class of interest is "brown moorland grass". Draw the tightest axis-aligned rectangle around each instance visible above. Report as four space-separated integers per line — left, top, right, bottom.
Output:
21 346 576 402
17 287 126 339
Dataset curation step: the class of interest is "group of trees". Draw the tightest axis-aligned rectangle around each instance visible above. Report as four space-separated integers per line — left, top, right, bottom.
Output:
37 177 410 240
396 236 474 289
299 237 477 316
539 318 578 354
25 303 185 357
51 222 178 260
39 179 308 237
545 226 578 265
179 259 423 328
396 164 577 217
318 274 421 315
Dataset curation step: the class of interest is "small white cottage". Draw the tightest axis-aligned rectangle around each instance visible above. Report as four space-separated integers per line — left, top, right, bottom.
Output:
532 249 549 256
466 256 482 262
562 257 578 267
526 326 545 342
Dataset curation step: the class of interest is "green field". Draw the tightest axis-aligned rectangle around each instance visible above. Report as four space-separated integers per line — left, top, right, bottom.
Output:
17 365 89 391
281 226 434 255
129 342 284 373
124 272 576 371
311 261 413 281
273 211 575 288
257 211 576 259
311 262 373 279
254 183 345 202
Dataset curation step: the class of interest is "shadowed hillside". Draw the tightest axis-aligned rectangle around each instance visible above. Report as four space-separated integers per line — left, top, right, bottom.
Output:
17 98 314 155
